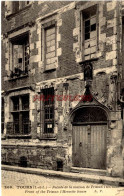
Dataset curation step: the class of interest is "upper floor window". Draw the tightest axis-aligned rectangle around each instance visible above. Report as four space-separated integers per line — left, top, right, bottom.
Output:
5 1 31 16
10 33 30 78
82 5 97 60
42 21 57 71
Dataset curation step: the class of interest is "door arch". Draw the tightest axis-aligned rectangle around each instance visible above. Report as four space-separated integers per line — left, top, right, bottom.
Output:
72 106 107 169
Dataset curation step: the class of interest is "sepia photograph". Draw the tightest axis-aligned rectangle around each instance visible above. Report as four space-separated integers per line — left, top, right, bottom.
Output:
1 0 124 195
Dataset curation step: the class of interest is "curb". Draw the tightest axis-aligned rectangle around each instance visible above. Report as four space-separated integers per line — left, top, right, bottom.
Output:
2 165 124 187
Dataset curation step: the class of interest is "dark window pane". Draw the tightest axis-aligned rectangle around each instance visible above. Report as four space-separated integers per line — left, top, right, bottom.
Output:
13 113 19 134
12 97 19 111
85 20 90 27
18 58 22 63
85 33 90 40
91 24 96 31
13 113 19 121
84 13 90 20
14 123 19 134
45 109 49 119
22 112 29 134
21 95 29 110
85 26 90 34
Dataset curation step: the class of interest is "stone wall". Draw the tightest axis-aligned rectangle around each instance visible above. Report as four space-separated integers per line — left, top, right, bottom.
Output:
2 144 68 171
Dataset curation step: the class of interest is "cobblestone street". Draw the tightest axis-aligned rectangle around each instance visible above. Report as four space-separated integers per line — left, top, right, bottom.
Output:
2 170 99 186
2 170 123 196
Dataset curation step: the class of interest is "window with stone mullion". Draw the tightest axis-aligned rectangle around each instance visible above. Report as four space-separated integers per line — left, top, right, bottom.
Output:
11 95 29 135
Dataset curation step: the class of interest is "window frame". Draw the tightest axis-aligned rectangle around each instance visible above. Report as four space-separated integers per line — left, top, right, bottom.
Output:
42 20 57 72
9 32 30 78
40 87 56 139
43 88 54 134
9 94 30 135
80 4 99 60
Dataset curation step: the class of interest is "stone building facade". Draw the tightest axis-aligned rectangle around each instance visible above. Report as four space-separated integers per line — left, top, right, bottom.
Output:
1 1 124 177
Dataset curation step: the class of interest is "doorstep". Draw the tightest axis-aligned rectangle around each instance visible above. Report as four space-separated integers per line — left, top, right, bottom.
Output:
71 167 107 176
1 164 124 187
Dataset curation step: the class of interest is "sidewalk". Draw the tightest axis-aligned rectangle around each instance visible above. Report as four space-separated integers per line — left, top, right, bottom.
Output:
2 164 124 187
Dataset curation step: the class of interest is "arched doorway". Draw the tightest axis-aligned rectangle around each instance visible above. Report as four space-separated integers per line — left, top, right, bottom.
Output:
72 106 107 169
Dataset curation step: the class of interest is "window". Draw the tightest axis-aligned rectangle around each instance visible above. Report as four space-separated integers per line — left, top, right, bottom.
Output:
9 94 30 135
82 5 97 59
10 33 29 78
5 1 31 16
43 88 54 134
42 21 57 71
1 98 4 134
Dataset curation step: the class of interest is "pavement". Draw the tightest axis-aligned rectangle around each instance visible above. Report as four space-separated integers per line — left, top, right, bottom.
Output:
3 169 123 196
2 170 100 186
2 164 124 187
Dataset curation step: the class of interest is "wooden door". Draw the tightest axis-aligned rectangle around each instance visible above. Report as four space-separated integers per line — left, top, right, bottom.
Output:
72 124 107 169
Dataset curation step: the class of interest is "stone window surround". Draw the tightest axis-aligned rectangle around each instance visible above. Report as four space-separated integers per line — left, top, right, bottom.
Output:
41 19 57 72
4 89 35 138
7 27 30 79
78 2 99 61
36 83 58 140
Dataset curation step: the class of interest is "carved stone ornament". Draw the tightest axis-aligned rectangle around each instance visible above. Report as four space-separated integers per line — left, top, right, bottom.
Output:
3 33 8 39
83 62 93 81
28 20 35 27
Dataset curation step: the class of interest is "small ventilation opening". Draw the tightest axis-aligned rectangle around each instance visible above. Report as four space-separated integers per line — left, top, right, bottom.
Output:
118 182 124 187
57 160 63 171
19 156 27 167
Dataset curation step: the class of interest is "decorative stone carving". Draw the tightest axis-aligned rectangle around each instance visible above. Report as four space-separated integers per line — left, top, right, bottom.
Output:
83 62 93 81
3 33 8 39
28 20 35 27
108 72 117 110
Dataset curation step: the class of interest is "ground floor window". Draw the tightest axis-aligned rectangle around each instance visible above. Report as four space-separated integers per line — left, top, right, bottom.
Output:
7 94 30 135
43 88 54 134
